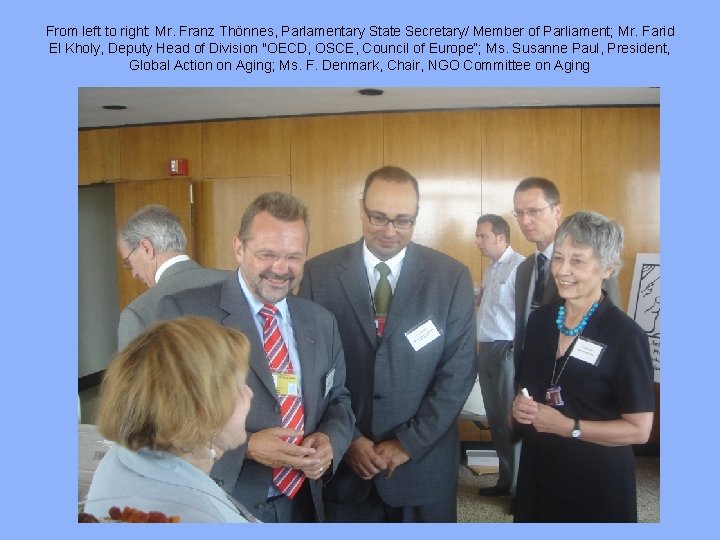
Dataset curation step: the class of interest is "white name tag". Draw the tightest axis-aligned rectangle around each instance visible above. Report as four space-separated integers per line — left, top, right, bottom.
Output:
405 319 441 352
570 337 606 366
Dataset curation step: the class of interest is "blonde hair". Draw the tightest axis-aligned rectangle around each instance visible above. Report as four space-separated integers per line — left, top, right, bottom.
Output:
96 317 250 452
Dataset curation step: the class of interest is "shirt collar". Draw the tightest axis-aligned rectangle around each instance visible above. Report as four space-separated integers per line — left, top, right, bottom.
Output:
494 245 517 265
362 241 407 276
537 242 554 260
155 254 190 283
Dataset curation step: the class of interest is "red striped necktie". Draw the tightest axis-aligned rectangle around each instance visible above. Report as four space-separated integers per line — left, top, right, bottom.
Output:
259 304 306 499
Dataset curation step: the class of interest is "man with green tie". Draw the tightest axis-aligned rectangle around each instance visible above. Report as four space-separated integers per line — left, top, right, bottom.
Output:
298 166 477 522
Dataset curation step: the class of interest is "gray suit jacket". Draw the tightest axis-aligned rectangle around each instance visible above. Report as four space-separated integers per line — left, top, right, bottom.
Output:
117 259 229 349
298 240 478 507
514 252 621 368
156 275 354 521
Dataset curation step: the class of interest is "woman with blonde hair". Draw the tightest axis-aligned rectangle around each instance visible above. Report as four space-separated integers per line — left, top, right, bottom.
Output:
85 316 256 522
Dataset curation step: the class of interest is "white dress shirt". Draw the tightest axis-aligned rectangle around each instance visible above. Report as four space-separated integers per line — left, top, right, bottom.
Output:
236 270 302 380
477 246 525 342
362 242 406 297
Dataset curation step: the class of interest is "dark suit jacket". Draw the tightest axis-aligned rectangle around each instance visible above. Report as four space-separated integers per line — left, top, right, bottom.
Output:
117 259 229 349
514 251 621 368
156 275 355 521
298 240 477 507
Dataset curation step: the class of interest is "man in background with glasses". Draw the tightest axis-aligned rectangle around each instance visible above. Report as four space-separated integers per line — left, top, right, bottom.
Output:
116 204 229 349
299 166 477 523
513 177 620 365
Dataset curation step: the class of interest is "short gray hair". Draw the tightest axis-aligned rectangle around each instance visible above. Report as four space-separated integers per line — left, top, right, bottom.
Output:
555 211 624 278
238 192 309 244
118 205 186 253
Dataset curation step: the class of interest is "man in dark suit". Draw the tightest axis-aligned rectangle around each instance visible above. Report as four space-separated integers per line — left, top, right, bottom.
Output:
157 192 354 522
513 177 621 361
298 166 477 523
116 204 228 349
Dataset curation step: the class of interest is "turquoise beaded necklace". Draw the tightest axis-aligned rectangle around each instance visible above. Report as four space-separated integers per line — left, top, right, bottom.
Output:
556 300 600 336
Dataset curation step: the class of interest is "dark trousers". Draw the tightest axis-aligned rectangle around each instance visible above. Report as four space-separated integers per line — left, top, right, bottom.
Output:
259 481 316 523
325 482 456 523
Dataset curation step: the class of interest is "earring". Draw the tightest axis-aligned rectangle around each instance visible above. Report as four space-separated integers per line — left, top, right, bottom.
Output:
208 442 217 460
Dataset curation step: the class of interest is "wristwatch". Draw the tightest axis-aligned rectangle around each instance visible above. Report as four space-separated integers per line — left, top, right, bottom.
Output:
571 418 582 439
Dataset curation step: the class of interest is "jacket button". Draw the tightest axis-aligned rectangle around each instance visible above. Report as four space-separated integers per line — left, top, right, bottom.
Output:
274 405 281 414
373 394 382 400
256 503 265 510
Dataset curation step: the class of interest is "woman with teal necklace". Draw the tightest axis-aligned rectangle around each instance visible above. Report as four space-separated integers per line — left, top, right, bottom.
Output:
511 211 655 522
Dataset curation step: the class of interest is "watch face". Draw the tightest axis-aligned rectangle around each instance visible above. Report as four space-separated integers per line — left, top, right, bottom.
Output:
572 429 581 438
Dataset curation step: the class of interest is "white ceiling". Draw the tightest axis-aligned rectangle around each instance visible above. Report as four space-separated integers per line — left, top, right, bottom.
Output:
78 87 659 129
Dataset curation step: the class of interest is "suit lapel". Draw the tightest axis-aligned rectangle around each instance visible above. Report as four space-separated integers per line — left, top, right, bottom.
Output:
338 240 377 346
543 266 559 305
287 296 319 429
382 243 426 342
218 277 277 399
516 257 532 313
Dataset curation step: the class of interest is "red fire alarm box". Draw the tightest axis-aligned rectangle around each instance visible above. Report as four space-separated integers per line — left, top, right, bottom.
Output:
169 158 189 176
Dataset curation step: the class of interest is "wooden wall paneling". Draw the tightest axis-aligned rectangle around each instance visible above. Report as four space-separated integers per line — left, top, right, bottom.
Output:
78 128 121 185
458 419 493 443
581 107 660 448
202 118 290 178
383 111 484 280
113 178 192 310
581 107 660 309
192 176 292 270
481 108 582 266
290 114 384 258
119 123 203 181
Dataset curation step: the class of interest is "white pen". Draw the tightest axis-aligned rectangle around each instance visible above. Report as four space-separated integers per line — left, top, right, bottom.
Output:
521 387 530 398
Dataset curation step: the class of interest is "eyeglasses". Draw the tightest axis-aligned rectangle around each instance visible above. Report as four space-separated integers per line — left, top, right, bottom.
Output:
122 244 139 269
252 250 306 265
512 204 554 219
363 204 416 230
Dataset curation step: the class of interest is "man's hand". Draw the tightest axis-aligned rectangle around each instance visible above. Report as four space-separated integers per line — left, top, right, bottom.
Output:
300 432 334 479
374 439 410 479
344 436 387 480
246 427 319 470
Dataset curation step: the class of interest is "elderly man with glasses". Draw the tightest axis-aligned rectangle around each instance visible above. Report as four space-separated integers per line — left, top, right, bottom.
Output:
298 166 477 523
116 204 229 349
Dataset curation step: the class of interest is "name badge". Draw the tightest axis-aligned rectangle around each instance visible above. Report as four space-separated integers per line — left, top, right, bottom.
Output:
273 373 300 396
405 318 441 352
324 367 335 398
569 337 606 366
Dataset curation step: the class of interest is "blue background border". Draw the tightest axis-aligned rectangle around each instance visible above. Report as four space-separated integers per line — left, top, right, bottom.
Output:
5 0 701 536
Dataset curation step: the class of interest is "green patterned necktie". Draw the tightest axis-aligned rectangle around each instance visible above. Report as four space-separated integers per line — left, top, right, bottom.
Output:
374 262 393 316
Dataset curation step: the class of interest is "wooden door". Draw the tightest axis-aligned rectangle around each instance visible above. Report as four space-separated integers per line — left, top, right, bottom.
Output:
114 178 192 310
192 176 292 270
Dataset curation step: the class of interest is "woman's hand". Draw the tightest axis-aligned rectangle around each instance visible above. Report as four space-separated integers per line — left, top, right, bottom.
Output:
532 402 573 435
512 392 538 424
